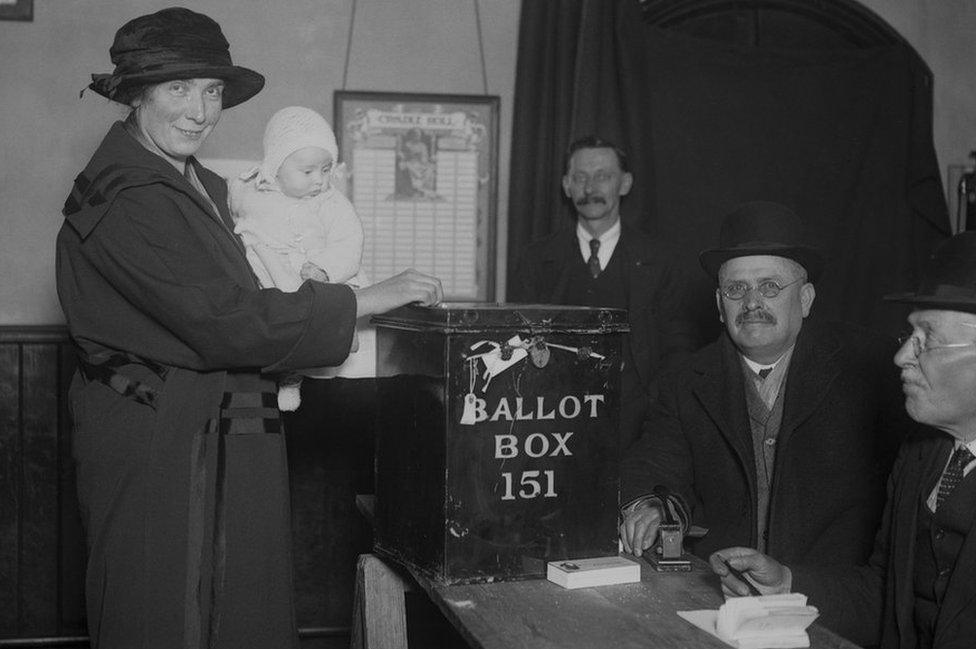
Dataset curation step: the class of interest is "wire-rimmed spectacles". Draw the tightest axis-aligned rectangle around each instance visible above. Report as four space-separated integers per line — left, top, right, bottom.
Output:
720 278 803 301
897 332 976 357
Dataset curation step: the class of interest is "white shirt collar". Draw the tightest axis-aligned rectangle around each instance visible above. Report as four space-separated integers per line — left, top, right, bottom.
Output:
955 438 976 459
926 437 976 510
742 351 787 375
576 219 621 270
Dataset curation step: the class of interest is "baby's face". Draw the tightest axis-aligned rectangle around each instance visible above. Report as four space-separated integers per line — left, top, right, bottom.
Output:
276 146 334 198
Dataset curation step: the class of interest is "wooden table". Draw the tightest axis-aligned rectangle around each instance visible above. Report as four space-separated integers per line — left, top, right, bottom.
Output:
350 551 860 649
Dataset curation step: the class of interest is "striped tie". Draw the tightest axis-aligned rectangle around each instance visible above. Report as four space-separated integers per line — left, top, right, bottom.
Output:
936 446 976 510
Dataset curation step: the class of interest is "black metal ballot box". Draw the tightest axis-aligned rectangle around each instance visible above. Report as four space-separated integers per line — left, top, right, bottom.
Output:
371 303 627 585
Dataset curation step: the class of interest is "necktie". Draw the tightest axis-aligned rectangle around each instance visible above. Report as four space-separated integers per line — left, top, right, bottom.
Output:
936 446 976 510
587 238 601 278
757 367 773 380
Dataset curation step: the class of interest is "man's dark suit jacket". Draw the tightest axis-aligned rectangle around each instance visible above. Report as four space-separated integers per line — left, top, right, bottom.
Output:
793 430 976 649
509 224 697 445
620 321 913 569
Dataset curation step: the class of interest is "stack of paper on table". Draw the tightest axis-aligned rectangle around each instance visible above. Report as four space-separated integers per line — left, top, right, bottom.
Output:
546 556 640 589
678 593 819 648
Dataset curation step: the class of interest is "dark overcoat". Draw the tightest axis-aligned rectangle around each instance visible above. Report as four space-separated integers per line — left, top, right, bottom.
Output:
56 122 357 649
620 321 913 568
794 430 976 649
509 224 697 445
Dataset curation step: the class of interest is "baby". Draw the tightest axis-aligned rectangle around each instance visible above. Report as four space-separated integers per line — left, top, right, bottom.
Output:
230 106 374 411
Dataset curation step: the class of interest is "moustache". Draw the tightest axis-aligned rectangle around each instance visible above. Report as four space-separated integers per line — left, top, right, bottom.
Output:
736 310 776 325
576 195 606 206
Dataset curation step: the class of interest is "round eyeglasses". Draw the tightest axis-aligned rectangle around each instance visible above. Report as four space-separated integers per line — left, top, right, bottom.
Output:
897 333 976 357
720 278 803 301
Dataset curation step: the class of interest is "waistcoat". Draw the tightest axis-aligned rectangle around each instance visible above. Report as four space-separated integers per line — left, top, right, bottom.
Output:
913 469 976 647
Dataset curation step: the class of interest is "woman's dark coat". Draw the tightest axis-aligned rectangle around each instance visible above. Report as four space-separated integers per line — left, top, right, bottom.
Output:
57 122 356 649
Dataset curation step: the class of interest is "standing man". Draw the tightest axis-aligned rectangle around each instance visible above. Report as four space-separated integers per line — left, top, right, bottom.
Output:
619 201 911 571
711 232 976 649
509 135 696 447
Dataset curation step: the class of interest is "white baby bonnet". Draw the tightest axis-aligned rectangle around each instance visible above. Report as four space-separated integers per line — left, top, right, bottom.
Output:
253 106 339 185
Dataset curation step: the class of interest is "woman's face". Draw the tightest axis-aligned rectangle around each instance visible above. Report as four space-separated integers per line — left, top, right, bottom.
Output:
132 78 224 160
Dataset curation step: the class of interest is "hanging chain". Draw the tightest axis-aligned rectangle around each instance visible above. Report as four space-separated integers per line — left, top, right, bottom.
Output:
341 0 358 90
473 0 489 94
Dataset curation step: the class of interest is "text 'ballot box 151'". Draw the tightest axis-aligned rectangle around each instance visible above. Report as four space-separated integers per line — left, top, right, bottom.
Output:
372 303 627 585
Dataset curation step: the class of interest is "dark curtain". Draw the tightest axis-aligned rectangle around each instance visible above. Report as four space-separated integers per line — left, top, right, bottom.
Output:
507 0 950 339
505 0 586 278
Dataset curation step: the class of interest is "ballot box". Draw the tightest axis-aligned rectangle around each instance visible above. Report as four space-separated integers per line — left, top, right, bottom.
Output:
372 303 627 585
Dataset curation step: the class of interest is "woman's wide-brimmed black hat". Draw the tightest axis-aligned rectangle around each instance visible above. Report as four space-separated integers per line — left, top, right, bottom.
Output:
885 232 976 314
699 201 824 282
88 7 264 109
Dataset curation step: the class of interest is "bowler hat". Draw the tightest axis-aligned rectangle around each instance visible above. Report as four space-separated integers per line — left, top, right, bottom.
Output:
885 232 976 313
699 201 824 282
88 7 264 109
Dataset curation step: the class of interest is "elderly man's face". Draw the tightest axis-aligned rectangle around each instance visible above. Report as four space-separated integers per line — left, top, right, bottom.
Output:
716 255 815 364
562 147 632 229
895 309 976 439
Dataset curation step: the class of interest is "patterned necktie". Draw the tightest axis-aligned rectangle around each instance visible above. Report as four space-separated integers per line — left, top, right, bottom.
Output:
588 238 601 278
936 446 976 510
757 367 773 381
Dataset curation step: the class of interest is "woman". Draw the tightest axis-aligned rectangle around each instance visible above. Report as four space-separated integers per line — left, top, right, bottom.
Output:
56 8 441 649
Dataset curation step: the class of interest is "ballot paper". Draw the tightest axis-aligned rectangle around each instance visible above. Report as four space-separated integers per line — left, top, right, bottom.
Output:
678 594 819 649
546 556 641 589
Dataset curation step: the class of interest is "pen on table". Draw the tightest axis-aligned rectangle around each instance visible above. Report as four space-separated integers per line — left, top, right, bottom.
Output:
722 559 763 597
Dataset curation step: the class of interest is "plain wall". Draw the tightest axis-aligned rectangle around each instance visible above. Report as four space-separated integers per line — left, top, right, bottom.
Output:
1 0 974 324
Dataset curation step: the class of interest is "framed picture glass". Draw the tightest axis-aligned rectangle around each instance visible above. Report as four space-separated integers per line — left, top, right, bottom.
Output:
334 91 499 301
0 0 32 21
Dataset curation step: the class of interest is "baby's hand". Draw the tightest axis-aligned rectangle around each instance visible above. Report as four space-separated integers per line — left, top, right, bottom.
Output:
300 262 330 283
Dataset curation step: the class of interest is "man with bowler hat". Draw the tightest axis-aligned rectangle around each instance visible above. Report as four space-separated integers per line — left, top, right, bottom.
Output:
711 231 976 649
619 201 914 573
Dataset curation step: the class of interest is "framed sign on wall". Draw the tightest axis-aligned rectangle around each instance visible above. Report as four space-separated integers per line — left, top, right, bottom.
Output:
334 91 500 301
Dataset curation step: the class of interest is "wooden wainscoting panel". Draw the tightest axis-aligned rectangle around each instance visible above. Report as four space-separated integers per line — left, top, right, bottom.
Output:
0 344 21 634
19 343 60 634
0 327 87 642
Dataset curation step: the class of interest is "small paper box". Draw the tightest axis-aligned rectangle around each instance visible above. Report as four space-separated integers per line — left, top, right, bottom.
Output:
547 556 641 589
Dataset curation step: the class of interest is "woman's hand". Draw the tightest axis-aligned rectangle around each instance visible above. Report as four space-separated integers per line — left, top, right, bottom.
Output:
354 269 443 317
